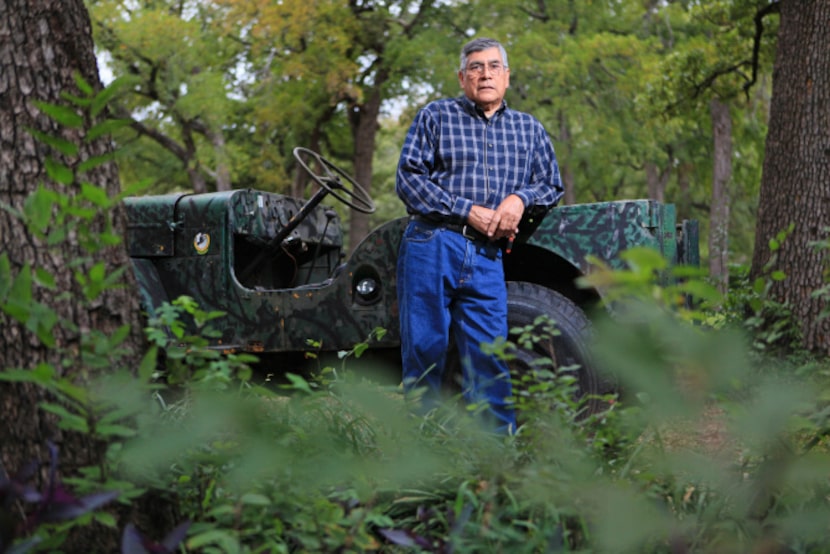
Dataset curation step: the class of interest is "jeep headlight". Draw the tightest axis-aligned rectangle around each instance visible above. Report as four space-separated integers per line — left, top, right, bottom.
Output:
352 266 382 305
356 277 377 297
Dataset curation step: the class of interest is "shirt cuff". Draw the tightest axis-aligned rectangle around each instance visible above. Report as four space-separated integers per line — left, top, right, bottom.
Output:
513 191 533 209
450 197 474 222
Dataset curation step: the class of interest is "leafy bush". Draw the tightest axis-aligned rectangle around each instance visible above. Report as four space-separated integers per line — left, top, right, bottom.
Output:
713 225 804 354
4 74 830 554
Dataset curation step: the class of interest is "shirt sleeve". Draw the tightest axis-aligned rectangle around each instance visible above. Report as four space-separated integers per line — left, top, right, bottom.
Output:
395 107 474 221
512 119 564 210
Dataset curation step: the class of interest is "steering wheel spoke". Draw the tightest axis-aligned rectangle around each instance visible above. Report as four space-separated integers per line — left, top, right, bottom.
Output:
293 147 376 214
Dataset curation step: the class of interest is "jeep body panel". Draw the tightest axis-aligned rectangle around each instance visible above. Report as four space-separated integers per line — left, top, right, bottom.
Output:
126 190 697 355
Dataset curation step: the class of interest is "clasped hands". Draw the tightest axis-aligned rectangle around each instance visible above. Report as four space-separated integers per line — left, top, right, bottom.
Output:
466 194 524 242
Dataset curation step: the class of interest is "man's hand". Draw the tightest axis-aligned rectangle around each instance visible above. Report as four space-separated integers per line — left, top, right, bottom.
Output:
467 205 496 235
487 194 524 239
467 194 525 242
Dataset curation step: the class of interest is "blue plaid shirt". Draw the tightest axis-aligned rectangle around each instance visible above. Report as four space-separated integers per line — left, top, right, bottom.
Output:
396 96 563 223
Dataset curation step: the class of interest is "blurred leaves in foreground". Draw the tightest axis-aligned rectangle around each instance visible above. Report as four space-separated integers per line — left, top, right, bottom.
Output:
5 247 830 552
108 290 830 552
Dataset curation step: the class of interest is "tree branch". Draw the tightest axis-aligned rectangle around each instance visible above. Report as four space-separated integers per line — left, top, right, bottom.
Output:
398 0 434 35
664 61 751 115
518 0 550 23
661 1 779 116
116 108 189 162
744 1 781 97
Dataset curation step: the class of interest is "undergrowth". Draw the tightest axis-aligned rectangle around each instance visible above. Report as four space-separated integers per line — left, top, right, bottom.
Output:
2 76 830 553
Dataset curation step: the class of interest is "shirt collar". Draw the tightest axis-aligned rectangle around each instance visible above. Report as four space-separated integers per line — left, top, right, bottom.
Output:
458 95 507 119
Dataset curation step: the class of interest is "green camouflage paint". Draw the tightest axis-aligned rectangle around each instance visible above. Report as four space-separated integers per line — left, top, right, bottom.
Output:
125 189 698 355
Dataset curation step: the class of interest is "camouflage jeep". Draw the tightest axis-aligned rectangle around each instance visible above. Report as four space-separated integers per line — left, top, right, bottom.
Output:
125 148 699 399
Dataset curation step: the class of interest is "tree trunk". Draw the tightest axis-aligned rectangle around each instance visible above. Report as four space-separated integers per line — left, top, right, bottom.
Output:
710 98 732 296
181 123 207 194
750 2 830 354
291 120 331 199
645 161 667 203
676 160 693 220
209 128 232 191
0 0 155 548
291 133 320 198
348 81 383 253
559 111 575 205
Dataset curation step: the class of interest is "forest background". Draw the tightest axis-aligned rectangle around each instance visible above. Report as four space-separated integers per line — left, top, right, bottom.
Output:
90 0 768 282
90 0 830 352
2 0 830 552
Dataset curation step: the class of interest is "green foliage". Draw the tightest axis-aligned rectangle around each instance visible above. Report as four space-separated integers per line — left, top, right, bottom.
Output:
714 225 802 353
89 0 247 192
0 75 153 551
579 246 723 326
144 296 257 388
7 227 830 553
7 25 830 552
304 326 388 383
811 230 830 323
88 0 777 266
370 123 409 226
103 249 829 554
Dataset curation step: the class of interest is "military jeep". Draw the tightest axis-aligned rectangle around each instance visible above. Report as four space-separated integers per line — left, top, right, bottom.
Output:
125 148 699 398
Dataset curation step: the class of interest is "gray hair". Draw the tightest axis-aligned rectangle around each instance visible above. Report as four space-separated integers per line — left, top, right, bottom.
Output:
459 37 509 72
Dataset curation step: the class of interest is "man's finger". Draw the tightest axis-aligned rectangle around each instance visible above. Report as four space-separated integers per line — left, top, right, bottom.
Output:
486 215 501 236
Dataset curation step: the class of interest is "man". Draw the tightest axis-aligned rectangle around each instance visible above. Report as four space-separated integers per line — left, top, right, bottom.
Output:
395 37 564 433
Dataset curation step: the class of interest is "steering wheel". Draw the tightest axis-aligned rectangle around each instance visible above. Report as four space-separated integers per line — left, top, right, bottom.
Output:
293 147 376 214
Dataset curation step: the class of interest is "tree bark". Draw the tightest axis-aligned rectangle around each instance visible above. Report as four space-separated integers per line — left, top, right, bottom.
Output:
710 98 732 296
645 161 667 203
348 75 384 253
559 110 576 205
0 0 151 548
750 1 830 354
676 160 694 221
208 127 232 191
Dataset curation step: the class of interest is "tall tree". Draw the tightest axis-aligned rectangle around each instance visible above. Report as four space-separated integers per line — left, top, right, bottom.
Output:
342 0 456 250
0 0 151 547
637 0 777 287
710 97 733 295
751 1 830 354
476 0 696 208
88 0 244 194
217 0 459 250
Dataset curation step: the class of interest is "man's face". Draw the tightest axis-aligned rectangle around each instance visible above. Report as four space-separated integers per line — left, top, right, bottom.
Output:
458 47 510 114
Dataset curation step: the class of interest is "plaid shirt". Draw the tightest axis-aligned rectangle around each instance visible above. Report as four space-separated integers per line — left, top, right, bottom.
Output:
396 96 563 223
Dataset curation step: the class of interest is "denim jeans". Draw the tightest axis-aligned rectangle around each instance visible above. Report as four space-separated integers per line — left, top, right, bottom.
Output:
397 218 515 433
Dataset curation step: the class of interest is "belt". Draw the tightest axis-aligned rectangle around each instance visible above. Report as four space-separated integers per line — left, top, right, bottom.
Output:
411 214 489 242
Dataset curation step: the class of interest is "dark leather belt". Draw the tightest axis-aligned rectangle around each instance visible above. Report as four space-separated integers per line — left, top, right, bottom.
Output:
411 214 489 242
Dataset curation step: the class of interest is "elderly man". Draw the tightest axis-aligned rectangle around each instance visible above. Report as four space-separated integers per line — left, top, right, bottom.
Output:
395 37 564 433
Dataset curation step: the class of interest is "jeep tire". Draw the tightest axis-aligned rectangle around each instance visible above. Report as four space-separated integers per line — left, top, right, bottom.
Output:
505 281 605 414
444 281 606 417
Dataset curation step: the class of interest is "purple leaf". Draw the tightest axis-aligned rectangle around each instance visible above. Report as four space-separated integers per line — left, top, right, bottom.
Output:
415 535 436 549
160 520 191 551
1 460 41 504
39 489 120 522
379 528 420 547
121 520 191 554
121 523 149 554
5 536 43 554
379 528 434 549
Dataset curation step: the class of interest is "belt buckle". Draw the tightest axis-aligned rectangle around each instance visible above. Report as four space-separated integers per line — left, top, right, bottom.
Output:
461 224 477 241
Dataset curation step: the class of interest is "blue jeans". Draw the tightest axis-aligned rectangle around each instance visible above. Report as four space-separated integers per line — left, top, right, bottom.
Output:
397 218 515 433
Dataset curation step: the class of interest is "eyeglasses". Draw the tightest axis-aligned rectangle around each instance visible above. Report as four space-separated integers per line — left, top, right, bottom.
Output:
464 61 505 76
